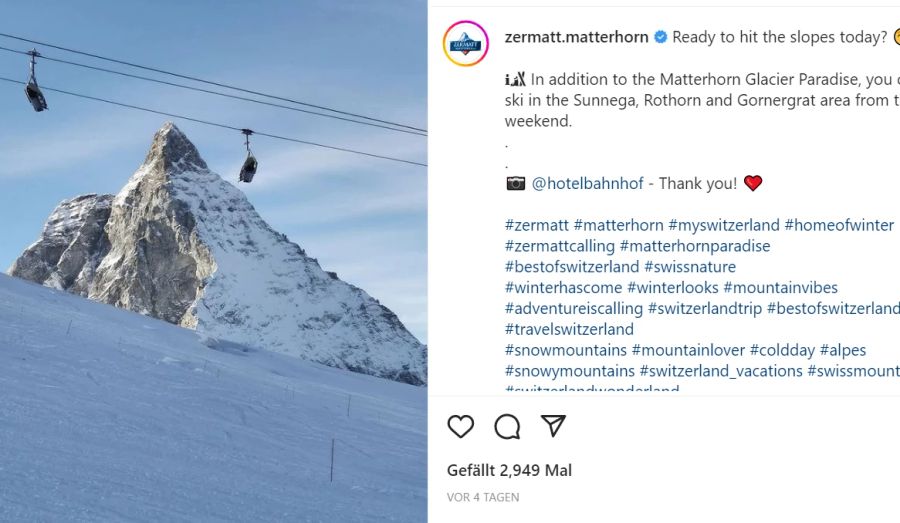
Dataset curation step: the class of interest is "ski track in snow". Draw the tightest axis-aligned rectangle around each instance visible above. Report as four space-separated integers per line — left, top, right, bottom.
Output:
0 274 426 522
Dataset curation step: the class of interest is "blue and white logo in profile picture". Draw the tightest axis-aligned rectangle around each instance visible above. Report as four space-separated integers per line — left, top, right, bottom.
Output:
449 32 482 54
443 21 489 67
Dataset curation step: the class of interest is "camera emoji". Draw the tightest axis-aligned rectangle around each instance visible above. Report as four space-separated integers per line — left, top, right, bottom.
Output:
506 176 526 191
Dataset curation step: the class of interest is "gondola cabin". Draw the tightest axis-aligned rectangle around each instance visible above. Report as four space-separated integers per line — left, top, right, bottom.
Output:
25 81 48 112
239 154 258 183
25 49 48 112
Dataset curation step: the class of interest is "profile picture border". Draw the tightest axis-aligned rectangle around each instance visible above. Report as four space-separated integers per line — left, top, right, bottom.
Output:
443 20 490 67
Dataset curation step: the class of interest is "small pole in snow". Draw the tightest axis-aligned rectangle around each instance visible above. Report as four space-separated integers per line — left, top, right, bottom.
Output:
330 438 335 483
66 320 72 336
347 395 351 417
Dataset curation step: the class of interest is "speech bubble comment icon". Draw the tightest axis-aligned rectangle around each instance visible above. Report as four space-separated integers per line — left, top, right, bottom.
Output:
494 414 521 440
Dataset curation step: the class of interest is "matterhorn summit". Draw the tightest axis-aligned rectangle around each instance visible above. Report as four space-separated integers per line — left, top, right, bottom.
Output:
9 123 426 385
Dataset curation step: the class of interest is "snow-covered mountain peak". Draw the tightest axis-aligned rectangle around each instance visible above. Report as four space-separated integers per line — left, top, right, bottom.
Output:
9 123 427 385
143 121 209 175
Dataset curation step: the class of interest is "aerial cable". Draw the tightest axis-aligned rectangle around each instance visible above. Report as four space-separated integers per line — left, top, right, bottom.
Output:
0 76 427 168
0 45 425 137
0 32 427 133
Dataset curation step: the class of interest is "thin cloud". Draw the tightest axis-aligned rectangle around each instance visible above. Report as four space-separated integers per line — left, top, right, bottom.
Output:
0 122 139 178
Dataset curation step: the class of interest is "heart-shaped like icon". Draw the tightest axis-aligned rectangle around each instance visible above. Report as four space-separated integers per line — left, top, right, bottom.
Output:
744 175 763 191
447 415 474 439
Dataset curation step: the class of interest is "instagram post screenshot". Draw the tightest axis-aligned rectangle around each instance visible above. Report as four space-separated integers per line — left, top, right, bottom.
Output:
1 1 899 522
430 2 900 522
0 2 425 522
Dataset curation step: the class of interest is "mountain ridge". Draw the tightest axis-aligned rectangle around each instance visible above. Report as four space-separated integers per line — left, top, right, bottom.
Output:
8 123 426 385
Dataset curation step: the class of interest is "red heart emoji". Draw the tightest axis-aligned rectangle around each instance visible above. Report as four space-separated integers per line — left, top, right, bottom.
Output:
744 175 763 191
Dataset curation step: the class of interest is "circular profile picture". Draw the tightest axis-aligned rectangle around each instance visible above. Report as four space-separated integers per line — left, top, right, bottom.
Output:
443 20 489 66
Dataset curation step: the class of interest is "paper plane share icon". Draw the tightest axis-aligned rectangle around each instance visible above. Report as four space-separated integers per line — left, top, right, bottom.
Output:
541 415 566 438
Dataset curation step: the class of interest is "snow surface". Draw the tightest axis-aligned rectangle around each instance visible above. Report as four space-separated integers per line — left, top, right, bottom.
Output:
0 273 425 522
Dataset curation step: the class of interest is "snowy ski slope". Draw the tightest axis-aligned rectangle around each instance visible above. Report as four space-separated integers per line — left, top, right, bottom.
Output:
0 273 426 522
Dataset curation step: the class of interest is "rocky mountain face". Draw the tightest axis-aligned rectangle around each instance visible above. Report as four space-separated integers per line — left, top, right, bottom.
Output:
8 123 426 385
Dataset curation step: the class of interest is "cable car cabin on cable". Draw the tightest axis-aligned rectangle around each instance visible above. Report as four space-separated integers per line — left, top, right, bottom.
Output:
238 129 257 183
26 82 47 112
239 154 258 183
25 49 48 112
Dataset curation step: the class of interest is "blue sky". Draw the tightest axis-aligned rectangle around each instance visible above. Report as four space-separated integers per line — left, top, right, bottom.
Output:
0 1 428 341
